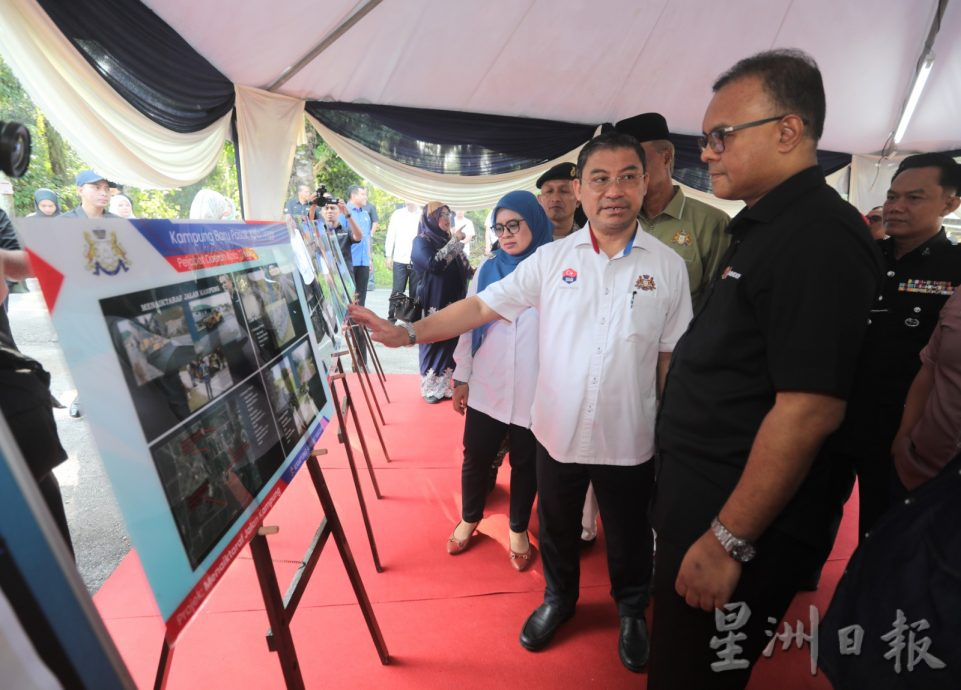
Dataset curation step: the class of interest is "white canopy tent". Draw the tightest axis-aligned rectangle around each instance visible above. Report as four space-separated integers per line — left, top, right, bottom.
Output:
1 0 959 217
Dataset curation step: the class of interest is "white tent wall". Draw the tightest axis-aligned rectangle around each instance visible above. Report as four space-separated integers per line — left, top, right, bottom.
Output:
2 0 959 215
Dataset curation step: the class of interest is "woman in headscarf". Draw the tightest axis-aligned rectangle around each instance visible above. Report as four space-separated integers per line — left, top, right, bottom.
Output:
29 188 61 217
445 190 552 570
108 194 136 219
189 189 231 220
410 201 470 403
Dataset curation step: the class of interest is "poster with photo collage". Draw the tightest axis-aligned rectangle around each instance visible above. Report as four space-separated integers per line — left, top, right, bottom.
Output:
14 217 336 642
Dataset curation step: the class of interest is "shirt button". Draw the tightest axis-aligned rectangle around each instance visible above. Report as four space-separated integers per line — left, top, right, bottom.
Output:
886 270 895 277
877 295 884 302
592 377 598 384
867 319 872 325
914 306 921 313
605 288 610 295
600 318 606 324
596 347 602 353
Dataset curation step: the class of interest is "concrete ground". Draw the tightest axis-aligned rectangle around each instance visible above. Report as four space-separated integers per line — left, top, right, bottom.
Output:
9 280 418 593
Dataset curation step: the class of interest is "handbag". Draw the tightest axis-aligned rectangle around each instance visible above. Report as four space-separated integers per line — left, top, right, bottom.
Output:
0 343 67 479
388 291 422 323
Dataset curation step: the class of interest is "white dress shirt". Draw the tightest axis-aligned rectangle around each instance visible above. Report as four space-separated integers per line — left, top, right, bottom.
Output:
453 258 539 427
384 206 420 264
477 222 692 466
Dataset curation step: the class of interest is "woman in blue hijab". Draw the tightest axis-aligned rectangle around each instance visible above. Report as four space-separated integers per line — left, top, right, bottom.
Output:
410 201 471 402
446 190 552 570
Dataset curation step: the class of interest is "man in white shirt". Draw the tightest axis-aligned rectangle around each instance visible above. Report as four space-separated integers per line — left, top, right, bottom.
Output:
349 131 692 672
385 201 422 321
452 209 476 256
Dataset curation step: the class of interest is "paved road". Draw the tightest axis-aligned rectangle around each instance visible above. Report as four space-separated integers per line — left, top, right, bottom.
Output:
9 280 419 593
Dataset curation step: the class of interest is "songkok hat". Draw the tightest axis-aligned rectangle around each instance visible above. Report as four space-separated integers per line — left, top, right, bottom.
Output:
614 112 671 142
535 162 577 189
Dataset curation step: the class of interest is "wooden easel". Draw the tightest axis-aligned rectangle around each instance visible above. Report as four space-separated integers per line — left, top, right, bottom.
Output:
343 320 390 460
326 363 383 572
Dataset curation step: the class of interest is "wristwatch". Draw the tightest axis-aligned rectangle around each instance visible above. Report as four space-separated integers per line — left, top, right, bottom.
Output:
711 516 757 563
399 321 417 346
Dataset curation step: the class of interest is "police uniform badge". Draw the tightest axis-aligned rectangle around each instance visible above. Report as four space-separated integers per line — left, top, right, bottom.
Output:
562 268 577 284
635 274 656 291
672 229 693 247
84 228 131 276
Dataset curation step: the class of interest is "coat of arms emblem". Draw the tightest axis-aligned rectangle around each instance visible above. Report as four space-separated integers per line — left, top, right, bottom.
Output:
84 228 131 275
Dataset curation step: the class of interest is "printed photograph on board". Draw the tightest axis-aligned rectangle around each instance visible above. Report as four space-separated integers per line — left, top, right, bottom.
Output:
150 379 286 569
101 276 259 444
264 337 327 455
232 264 308 366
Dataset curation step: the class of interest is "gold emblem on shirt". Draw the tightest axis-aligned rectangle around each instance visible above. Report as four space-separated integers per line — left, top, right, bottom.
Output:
672 229 693 246
635 274 657 291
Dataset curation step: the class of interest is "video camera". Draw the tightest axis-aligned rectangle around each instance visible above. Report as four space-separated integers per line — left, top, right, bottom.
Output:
0 120 31 178
309 184 341 208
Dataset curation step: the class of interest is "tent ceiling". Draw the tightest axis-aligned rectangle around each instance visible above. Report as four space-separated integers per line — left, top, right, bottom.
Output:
142 0 960 154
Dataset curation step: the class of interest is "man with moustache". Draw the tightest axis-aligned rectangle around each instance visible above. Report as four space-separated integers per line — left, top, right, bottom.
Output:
349 131 692 672
649 49 882 688
536 162 581 240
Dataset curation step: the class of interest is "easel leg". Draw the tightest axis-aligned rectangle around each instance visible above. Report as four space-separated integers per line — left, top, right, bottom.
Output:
345 325 390 460
307 459 390 664
153 638 174 690
347 322 388 428
361 323 390 395
330 376 383 571
250 533 306 690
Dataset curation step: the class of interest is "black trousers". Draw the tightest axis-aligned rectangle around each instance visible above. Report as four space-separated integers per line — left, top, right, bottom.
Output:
536 446 654 617
648 533 818 689
353 265 370 306
461 407 536 532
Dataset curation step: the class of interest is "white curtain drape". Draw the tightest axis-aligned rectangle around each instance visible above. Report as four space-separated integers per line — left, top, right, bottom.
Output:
235 86 305 220
0 0 230 188
307 114 593 210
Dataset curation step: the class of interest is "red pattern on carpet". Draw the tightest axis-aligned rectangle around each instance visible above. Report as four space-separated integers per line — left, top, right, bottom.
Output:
94 374 856 689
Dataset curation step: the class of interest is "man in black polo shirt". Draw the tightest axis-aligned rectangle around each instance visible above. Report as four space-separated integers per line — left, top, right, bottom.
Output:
828 153 961 540
648 49 882 689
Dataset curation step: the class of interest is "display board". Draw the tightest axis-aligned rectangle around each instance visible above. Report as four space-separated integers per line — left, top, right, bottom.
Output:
15 218 336 642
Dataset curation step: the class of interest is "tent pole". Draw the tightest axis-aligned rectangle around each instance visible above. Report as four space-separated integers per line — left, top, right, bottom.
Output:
264 0 385 92
230 110 246 220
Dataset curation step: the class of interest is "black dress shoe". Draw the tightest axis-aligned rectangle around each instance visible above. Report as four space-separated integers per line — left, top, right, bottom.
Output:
618 616 649 673
519 603 573 651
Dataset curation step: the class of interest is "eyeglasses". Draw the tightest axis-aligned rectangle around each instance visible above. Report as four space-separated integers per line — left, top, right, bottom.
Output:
867 214 883 224
697 115 786 154
586 173 643 192
492 219 526 237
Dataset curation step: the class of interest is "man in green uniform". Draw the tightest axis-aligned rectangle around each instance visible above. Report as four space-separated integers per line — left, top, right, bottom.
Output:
620 113 730 312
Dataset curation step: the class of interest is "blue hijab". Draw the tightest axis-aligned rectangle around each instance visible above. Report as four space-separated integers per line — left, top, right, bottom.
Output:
471 190 553 354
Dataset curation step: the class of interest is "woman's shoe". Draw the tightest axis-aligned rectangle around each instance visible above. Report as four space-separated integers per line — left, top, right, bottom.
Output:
510 545 534 572
446 522 478 555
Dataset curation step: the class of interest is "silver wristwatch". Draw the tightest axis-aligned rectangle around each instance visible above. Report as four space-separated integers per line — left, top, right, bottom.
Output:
711 516 756 563
399 320 416 346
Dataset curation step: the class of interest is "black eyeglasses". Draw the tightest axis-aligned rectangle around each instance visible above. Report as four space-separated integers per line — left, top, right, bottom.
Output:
492 219 526 237
697 115 786 154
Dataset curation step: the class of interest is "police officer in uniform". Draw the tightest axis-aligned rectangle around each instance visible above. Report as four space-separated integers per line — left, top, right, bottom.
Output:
828 152 961 541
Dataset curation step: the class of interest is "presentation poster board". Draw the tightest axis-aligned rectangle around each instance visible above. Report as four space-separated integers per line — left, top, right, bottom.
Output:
15 218 335 642
287 216 343 350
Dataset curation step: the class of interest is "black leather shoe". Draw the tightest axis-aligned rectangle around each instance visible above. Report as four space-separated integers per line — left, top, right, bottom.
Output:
618 616 649 673
519 603 573 651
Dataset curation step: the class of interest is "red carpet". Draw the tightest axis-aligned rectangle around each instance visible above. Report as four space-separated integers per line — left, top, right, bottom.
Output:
94 374 857 689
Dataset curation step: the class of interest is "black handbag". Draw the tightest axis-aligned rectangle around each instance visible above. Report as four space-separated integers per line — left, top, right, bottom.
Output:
0 343 67 479
389 291 422 323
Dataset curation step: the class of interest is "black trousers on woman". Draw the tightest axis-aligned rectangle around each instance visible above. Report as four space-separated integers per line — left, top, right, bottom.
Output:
461 407 537 533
